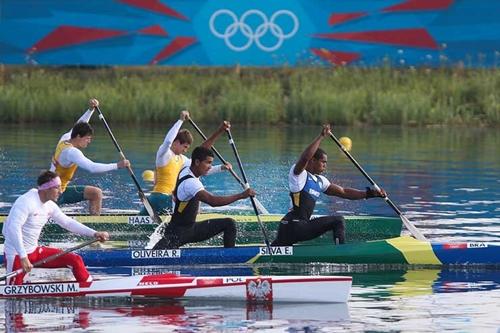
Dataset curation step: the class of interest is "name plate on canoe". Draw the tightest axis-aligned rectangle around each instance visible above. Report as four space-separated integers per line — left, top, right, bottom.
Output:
1 283 79 296
259 246 293 256
128 216 156 225
128 240 148 248
131 249 181 259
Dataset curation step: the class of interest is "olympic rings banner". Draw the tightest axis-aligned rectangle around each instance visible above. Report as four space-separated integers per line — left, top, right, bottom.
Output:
0 0 498 67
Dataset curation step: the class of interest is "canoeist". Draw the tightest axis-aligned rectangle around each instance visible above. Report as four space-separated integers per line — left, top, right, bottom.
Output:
138 110 231 215
50 98 130 215
272 124 386 246
153 144 256 249
1 170 109 285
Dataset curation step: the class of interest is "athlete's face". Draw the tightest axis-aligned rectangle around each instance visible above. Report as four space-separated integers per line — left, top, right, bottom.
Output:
309 154 328 174
172 141 190 155
196 156 214 176
46 185 62 202
75 135 92 148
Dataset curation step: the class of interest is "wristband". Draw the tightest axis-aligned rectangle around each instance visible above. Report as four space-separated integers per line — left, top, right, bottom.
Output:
365 187 377 199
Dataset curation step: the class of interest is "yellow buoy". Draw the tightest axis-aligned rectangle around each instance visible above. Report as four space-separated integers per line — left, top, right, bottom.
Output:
142 170 155 182
339 136 352 151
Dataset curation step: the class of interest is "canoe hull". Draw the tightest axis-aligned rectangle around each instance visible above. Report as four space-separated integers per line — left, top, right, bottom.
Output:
0 274 352 303
2 237 496 267
0 213 403 244
63 237 500 266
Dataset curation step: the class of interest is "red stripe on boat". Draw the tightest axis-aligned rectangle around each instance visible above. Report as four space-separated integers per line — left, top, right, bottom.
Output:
196 278 224 286
443 243 467 249
138 273 194 285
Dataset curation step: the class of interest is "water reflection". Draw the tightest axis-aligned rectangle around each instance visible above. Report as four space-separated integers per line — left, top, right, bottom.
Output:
2 297 350 332
1 265 499 332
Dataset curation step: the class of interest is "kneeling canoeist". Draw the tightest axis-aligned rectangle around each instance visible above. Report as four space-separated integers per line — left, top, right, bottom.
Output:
139 111 231 216
272 124 386 246
2 171 109 285
50 98 130 215
153 146 255 249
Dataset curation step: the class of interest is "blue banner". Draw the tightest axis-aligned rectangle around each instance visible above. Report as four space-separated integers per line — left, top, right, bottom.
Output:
0 0 498 66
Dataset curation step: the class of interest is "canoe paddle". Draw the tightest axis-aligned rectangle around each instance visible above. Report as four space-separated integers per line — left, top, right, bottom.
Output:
188 118 269 215
328 131 427 241
0 239 99 282
225 128 273 254
95 106 162 224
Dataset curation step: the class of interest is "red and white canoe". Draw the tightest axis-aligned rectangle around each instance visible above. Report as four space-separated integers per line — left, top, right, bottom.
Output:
0 274 352 303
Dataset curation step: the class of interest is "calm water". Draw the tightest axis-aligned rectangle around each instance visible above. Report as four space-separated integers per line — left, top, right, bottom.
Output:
0 124 499 332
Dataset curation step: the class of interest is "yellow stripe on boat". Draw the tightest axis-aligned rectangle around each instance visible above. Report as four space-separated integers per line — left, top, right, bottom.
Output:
387 236 442 265
246 254 261 264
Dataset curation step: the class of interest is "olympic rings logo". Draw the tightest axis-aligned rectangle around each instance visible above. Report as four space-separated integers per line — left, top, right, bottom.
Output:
209 9 299 52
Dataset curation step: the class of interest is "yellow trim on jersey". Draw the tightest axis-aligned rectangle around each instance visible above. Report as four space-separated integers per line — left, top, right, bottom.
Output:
52 141 77 192
176 201 189 213
153 155 184 194
292 192 300 207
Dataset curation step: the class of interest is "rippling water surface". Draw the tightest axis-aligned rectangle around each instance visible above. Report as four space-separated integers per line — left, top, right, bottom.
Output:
0 124 499 332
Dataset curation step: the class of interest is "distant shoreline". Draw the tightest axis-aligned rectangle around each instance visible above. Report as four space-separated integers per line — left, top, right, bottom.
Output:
0 66 498 126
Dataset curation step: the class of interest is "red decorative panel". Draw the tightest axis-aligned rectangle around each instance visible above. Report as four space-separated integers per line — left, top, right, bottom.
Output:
138 25 168 36
311 48 360 65
315 28 439 49
119 0 187 21
150 36 197 64
383 0 454 12
29 26 126 53
328 12 366 26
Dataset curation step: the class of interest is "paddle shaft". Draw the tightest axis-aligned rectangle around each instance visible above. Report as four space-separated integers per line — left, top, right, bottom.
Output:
188 118 269 214
0 239 99 282
328 132 427 241
225 129 272 251
95 106 161 223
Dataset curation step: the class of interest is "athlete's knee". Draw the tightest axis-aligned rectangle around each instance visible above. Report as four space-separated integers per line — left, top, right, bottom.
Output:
65 253 90 282
67 253 85 266
224 218 236 233
85 186 102 201
221 219 237 248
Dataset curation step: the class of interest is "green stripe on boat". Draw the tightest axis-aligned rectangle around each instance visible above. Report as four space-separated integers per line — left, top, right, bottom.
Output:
0 213 403 245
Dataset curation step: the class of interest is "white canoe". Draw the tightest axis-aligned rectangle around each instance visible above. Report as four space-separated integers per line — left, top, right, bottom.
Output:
0 274 352 303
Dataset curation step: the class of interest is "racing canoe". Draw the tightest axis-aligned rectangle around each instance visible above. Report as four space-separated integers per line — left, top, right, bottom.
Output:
2 236 497 267
0 274 352 303
0 213 402 244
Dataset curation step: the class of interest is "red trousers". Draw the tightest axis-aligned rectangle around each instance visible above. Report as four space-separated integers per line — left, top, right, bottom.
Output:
5 246 91 285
